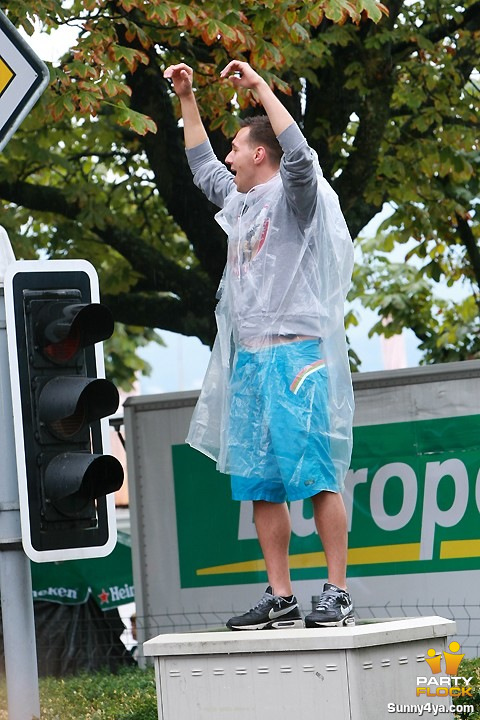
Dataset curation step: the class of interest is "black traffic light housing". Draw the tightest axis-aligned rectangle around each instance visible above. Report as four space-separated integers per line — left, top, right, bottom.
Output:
4 260 124 561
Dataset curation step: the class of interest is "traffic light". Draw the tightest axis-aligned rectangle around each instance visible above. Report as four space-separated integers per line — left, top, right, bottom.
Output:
4 259 124 562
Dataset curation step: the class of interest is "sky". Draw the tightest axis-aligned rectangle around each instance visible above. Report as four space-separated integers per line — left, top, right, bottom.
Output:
18 20 79 62
21 21 423 397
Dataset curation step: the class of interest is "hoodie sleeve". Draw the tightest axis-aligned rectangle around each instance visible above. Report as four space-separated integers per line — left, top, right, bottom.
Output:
277 123 318 226
186 140 236 208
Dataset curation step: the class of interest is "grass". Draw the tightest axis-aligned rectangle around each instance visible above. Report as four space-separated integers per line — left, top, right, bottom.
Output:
453 656 480 720
0 666 157 720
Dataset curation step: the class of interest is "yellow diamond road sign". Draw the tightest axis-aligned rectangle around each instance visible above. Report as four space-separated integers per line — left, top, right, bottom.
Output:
0 56 14 97
0 9 49 151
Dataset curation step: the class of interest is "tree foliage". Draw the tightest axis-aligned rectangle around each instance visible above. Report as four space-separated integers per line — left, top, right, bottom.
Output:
0 0 479 383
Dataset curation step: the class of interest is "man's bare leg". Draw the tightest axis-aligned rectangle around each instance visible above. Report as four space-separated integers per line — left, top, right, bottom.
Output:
311 491 348 589
304 491 353 627
226 500 302 630
253 500 293 597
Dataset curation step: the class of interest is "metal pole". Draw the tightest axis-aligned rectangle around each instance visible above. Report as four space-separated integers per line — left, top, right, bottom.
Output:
0 231 40 719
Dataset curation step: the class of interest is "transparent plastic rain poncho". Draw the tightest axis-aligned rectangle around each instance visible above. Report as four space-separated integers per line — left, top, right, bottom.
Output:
186 123 354 492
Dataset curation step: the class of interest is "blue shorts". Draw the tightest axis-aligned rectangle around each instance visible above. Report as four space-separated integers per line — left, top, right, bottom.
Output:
228 340 339 503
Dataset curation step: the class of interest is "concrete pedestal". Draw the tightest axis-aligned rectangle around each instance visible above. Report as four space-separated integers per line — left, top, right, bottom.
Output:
144 616 458 719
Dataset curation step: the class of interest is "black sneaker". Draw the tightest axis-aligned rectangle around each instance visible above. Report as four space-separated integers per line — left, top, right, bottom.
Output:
305 583 355 628
226 587 304 631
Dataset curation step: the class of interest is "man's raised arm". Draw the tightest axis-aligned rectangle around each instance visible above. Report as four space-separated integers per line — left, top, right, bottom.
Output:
164 63 208 149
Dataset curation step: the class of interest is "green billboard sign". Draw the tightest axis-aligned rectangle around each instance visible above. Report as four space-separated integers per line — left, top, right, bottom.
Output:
173 414 480 588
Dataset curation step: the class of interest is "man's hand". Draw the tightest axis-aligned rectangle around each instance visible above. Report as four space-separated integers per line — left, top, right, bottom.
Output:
220 60 265 92
164 63 194 98
221 60 293 137
163 63 206 148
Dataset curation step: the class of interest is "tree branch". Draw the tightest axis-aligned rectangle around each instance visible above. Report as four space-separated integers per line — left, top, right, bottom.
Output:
0 177 217 332
123 40 228 287
102 291 216 344
392 1 480 58
456 213 480 292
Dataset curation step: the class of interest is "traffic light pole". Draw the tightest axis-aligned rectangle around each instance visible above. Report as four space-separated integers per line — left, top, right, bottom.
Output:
0 235 40 719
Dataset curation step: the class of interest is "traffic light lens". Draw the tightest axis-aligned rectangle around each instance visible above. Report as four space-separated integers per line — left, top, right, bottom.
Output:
44 453 124 509
39 377 120 440
49 403 87 438
44 325 81 363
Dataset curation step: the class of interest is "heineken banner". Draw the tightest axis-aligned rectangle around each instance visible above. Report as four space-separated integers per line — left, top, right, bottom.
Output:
30 531 134 610
173 414 480 589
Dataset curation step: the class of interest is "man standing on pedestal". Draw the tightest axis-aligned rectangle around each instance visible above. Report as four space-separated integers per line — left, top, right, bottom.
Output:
164 59 355 630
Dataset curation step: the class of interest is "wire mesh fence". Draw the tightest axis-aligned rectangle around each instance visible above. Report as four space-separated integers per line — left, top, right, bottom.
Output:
0 599 135 677
132 599 480 657
1 598 479 678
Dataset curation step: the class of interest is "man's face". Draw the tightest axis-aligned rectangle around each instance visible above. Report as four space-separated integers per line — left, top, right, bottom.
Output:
225 127 257 193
